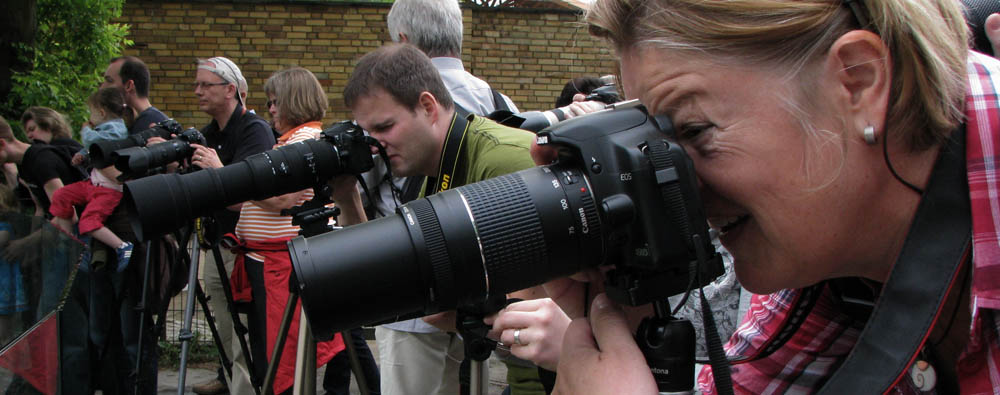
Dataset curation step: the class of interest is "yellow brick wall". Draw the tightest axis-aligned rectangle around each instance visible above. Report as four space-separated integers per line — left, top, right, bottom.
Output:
118 1 617 129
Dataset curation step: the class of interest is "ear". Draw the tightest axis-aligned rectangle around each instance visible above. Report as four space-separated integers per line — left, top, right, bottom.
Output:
397 32 409 43
826 30 891 134
417 91 439 123
124 79 136 95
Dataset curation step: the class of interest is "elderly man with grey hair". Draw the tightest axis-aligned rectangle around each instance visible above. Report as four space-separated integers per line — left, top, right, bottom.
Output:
190 56 276 395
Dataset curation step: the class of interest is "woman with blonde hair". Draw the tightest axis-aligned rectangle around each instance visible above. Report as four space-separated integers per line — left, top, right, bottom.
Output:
538 0 1000 393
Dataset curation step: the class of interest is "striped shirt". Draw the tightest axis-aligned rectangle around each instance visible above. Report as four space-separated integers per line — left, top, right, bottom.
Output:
698 52 1000 394
235 122 322 260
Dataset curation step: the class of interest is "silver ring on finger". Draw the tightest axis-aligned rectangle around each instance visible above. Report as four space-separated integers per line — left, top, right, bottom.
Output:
514 329 523 345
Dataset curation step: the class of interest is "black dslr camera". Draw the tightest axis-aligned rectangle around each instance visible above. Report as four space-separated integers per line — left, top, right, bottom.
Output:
89 118 182 168
123 121 376 241
111 128 206 179
288 101 723 389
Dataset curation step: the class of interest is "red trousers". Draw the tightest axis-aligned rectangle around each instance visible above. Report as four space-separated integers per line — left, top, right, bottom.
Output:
49 180 122 234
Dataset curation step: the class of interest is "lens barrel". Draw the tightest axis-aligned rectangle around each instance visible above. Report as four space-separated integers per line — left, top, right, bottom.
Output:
290 164 601 339
123 139 343 241
90 120 179 168
111 132 200 177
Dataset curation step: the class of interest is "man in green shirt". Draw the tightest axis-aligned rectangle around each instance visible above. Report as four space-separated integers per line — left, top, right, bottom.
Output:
332 43 535 229
329 43 537 394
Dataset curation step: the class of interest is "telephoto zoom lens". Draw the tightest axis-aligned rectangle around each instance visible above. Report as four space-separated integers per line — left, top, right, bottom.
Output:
290 163 602 340
123 139 344 241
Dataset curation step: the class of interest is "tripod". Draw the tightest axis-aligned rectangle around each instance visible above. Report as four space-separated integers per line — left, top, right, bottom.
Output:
167 220 262 395
257 187 371 395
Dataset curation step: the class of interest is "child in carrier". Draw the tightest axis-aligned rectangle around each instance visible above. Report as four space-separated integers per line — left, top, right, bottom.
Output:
49 87 134 272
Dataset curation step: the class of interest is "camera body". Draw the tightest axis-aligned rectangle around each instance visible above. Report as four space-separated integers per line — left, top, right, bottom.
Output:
123 121 376 241
111 128 206 179
89 119 182 168
320 120 376 177
289 101 723 338
537 100 721 306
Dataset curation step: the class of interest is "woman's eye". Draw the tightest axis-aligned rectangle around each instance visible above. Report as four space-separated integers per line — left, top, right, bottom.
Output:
677 123 711 141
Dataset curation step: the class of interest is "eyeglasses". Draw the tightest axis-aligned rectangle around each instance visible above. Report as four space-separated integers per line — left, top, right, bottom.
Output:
193 81 230 90
266 99 279 109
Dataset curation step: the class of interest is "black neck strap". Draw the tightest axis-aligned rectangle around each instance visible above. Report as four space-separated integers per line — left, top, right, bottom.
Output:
424 107 472 196
819 126 971 393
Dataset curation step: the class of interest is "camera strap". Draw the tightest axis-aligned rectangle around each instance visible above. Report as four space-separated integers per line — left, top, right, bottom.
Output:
424 107 473 196
818 126 970 393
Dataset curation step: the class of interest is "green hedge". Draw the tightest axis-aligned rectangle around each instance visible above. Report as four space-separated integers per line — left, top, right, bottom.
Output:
1 0 131 140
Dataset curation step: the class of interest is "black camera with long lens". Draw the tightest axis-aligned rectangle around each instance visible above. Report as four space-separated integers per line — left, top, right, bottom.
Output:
122 121 375 241
288 100 724 340
111 128 206 179
89 119 182 168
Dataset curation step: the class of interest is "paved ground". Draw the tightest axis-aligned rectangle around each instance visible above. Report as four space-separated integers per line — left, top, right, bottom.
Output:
156 340 510 395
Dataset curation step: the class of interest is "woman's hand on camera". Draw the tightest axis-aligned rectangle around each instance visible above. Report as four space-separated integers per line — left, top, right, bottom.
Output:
543 269 603 320
552 293 657 395
189 143 223 169
486 298 571 371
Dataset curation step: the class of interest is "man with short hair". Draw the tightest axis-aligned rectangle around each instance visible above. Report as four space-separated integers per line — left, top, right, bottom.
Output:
101 56 169 134
360 2 601 394
190 56 275 395
332 43 537 395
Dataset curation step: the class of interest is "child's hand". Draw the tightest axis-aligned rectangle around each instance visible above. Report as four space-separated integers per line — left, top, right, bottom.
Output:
71 153 86 166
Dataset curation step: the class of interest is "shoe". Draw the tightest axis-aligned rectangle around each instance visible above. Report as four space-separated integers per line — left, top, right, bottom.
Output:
192 378 228 395
115 241 133 273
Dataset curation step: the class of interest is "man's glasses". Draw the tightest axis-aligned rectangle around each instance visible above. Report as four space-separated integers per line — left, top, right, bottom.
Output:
193 81 230 90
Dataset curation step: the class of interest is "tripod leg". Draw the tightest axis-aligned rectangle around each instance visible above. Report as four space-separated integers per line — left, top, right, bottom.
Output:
210 245 262 395
341 330 370 395
133 239 154 394
262 292 298 395
293 310 316 395
195 281 232 378
176 235 202 395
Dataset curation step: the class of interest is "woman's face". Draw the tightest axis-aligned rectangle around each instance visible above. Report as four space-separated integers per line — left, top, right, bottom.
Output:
24 119 52 143
619 47 879 293
268 94 286 132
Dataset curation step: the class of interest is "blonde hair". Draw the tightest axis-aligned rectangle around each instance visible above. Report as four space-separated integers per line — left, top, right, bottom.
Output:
264 67 327 128
587 0 968 151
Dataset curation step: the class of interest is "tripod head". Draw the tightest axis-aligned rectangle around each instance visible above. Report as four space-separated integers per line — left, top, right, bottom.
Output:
282 184 341 238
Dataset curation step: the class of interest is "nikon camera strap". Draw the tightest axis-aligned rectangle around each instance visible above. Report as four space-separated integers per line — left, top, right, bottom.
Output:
423 107 473 196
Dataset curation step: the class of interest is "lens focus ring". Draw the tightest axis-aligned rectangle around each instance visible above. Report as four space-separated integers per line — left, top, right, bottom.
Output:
408 198 454 306
459 173 548 294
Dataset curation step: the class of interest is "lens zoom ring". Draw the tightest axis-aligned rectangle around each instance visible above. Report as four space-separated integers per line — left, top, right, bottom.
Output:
410 199 453 305
458 173 547 293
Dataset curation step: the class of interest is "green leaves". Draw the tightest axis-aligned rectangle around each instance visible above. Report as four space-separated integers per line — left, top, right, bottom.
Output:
1 0 131 140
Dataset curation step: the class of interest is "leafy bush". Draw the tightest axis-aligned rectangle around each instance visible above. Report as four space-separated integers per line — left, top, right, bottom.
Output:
0 0 131 139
